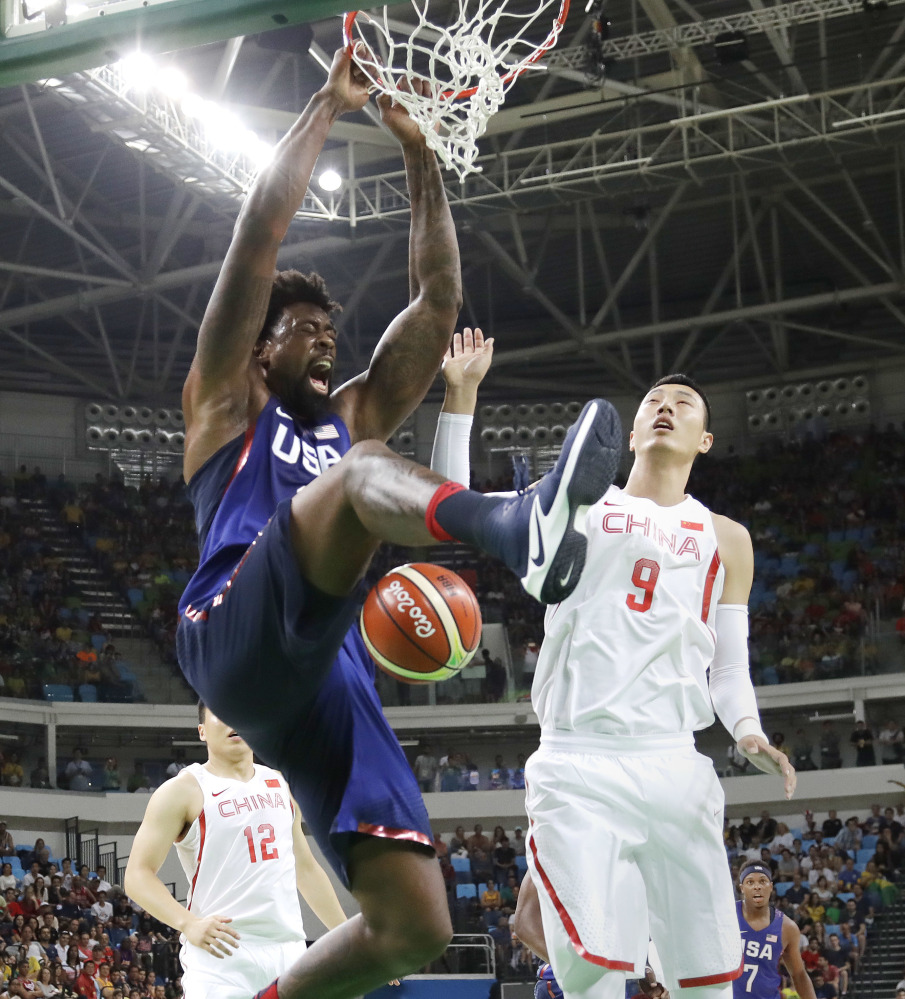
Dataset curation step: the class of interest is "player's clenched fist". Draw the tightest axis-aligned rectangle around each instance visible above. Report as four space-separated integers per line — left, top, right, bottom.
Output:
184 914 240 958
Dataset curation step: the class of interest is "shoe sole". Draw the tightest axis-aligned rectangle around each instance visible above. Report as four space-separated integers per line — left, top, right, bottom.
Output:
523 400 622 604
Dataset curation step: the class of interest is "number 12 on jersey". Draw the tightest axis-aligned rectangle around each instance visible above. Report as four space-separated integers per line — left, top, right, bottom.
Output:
626 558 660 613
243 824 278 863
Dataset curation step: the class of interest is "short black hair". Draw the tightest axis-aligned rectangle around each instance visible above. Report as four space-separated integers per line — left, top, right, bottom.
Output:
197 699 207 724
648 372 711 429
258 269 341 343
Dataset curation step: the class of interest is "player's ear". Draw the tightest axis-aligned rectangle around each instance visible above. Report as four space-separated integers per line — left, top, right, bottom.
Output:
197 724 206 743
628 429 635 452
698 431 713 455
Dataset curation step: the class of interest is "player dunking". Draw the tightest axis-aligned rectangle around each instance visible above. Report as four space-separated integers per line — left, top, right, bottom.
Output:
734 864 816 999
176 46 621 999
125 703 347 998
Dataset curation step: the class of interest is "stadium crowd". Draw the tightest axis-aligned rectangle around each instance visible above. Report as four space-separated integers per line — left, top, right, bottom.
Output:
0 799 903 995
0 421 903 707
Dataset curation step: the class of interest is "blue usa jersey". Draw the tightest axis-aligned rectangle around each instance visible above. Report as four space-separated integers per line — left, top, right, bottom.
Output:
734 901 783 999
535 963 563 999
179 396 351 614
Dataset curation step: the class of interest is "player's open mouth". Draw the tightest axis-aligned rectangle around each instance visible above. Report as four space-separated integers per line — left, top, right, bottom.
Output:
653 418 673 431
309 358 333 395
227 731 240 739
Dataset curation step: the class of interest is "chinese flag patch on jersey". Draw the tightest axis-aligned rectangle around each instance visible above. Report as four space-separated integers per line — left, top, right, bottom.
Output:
265 778 281 788
681 520 704 531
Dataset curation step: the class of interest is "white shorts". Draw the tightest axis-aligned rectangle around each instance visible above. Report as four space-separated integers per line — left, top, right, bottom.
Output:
525 733 742 996
181 937 307 998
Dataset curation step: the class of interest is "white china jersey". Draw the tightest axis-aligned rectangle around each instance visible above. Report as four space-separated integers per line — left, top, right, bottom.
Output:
175 763 305 945
533 485 726 737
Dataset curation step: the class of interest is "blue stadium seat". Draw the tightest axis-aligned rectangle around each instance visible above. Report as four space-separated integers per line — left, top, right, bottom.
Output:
456 883 477 899
515 855 528 875
837 892 854 903
450 855 471 873
774 882 792 897
801 840 816 853
861 834 878 851
91 633 106 651
856 848 874 866
43 684 74 702
824 924 841 939
78 684 98 703
127 588 145 608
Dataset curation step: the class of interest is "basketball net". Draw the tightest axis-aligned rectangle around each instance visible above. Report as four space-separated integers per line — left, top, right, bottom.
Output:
344 0 571 182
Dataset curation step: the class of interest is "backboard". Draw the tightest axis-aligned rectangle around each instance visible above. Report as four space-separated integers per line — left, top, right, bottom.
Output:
0 0 350 86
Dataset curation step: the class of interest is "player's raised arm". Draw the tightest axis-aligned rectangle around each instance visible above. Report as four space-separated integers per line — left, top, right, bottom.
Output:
332 81 462 444
430 327 494 487
709 515 796 799
289 802 346 932
182 49 370 474
124 776 239 957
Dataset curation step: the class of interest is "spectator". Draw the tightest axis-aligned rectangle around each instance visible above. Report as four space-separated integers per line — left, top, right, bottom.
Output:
164 751 186 779
481 880 502 914
878 720 905 765
0 824 14 858
488 756 511 790
126 763 150 794
448 826 467 856
850 720 876 766
819 723 842 769
471 847 493 884
90 892 113 927
101 759 120 792
467 825 491 856
64 750 91 791
776 849 799 882
509 754 526 790
492 837 516 885
823 810 843 839
511 826 526 858
75 960 97 997
29 759 51 790
412 745 438 794
756 810 778 843
0 864 15 893
835 817 863 856
790 730 817 771
1 753 24 788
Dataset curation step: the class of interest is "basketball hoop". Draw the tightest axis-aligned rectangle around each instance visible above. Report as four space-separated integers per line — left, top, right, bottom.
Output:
343 0 571 182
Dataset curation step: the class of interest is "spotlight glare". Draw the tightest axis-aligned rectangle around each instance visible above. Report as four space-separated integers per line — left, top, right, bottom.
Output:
318 169 342 192
117 51 156 91
156 66 189 99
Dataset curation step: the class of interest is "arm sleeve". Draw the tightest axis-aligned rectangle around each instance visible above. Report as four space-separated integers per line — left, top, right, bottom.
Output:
708 603 767 742
430 412 473 487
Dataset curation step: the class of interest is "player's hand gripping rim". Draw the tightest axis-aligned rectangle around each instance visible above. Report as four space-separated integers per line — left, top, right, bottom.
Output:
737 736 797 799
185 913 240 958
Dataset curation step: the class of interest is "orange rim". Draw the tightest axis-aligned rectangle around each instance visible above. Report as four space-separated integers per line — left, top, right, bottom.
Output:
343 1 571 101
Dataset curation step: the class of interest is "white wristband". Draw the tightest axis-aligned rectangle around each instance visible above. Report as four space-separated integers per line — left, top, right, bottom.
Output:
734 718 768 743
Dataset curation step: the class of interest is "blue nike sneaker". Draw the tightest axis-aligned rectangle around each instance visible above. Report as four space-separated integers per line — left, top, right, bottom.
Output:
495 398 622 604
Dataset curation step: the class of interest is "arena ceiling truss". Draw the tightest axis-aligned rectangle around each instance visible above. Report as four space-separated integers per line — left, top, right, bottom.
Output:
0 0 904 403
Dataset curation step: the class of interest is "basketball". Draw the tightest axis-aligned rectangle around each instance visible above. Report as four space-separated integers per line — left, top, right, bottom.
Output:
360 563 482 684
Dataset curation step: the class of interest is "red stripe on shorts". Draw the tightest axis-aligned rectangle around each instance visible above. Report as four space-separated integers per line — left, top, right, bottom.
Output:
679 958 744 987
357 822 433 849
529 836 634 971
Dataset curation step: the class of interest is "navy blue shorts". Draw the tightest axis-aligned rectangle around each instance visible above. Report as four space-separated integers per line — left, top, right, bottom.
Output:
176 497 433 885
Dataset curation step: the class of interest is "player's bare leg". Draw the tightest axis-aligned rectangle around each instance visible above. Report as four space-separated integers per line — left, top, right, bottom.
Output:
289 395 622 604
511 870 549 962
254 838 451 999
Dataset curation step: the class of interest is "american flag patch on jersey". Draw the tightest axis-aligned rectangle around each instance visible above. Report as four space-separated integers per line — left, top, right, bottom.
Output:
681 520 704 531
767 935 777 942
265 778 281 788
314 424 339 440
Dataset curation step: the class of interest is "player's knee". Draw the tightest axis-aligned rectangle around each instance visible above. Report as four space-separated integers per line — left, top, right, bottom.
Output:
342 440 393 491
370 903 452 974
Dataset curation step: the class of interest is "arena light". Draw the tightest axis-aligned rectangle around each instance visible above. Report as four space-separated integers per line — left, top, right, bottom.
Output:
116 51 156 92
318 169 343 192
